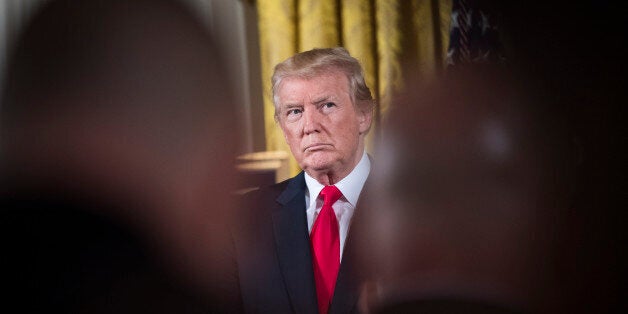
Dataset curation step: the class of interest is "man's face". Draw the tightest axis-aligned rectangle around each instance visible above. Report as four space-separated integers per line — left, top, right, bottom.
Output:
276 70 371 180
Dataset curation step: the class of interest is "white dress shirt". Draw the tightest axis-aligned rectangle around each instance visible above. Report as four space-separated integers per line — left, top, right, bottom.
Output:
304 152 370 262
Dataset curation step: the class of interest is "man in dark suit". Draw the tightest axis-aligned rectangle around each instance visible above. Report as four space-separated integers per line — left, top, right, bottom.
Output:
234 47 375 314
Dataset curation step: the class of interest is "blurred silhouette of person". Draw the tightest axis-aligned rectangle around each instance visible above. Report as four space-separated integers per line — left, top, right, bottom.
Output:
352 1 625 313
1 0 241 312
353 65 576 314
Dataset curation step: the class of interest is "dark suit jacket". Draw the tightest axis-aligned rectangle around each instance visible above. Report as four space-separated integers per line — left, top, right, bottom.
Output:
234 171 367 314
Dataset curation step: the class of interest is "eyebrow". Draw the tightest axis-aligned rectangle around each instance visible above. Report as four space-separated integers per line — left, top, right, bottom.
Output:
280 95 336 107
311 95 333 104
281 103 302 110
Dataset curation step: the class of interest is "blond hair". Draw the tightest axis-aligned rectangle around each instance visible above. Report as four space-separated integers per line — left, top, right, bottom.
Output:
271 47 374 119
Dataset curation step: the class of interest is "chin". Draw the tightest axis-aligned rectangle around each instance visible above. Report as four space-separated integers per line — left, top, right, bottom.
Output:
302 152 342 171
303 159 335 173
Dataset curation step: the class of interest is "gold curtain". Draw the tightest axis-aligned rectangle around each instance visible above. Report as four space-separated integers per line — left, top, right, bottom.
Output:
257 0 452 176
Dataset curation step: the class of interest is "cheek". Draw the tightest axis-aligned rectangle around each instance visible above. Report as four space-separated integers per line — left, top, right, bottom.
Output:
336 119 361 141
280 123 296 141
281 127 303 157
284 129 300 146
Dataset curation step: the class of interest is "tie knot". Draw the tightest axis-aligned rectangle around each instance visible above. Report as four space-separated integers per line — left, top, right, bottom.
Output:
320 185 342 207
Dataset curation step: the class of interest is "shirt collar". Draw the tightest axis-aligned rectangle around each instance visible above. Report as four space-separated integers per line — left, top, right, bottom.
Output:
304 151 371 207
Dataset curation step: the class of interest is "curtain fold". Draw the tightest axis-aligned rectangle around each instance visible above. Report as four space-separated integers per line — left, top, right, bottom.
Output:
342 0 378 150
298 0 340 50
257 0 297 171
258 0 452 177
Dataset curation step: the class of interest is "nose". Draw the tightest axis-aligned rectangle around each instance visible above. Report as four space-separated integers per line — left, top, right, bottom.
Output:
303 107 321 135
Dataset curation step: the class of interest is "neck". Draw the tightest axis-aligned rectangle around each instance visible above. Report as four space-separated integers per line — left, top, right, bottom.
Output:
310 172 339 186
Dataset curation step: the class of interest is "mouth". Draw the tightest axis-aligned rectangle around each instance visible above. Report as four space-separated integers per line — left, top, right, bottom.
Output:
303 143 332 152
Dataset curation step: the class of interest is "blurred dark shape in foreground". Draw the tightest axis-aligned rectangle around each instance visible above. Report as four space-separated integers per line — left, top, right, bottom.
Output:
356 1 625 312
359 63 621 313
1 0 240 312
357 66 564 314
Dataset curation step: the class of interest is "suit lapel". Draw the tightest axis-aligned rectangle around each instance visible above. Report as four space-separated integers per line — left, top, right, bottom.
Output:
272 172 318 314
329 233 362 314
329 173 373 314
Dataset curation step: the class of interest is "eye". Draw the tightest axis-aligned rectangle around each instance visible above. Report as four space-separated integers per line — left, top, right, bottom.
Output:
287 108 302 116
320 102 337 114
284 108 303 121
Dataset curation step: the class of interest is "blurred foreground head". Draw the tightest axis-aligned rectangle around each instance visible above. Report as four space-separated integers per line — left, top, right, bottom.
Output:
358 67 573 313
1 0 239 311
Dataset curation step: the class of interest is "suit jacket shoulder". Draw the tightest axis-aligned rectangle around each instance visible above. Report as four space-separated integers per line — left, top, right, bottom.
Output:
234 173 319 314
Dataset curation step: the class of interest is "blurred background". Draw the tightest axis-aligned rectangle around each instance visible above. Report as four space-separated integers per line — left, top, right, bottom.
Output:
1 0 503 184
2 0 621 182
0 0 264 154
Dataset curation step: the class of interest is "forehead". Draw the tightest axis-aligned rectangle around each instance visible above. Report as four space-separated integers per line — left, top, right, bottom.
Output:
276 71 350 104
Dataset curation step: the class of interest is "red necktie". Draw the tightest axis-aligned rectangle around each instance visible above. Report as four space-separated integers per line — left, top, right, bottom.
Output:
311 185 342 314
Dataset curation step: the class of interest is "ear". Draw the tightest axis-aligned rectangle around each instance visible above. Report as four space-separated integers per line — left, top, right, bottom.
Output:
357 103 374 134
